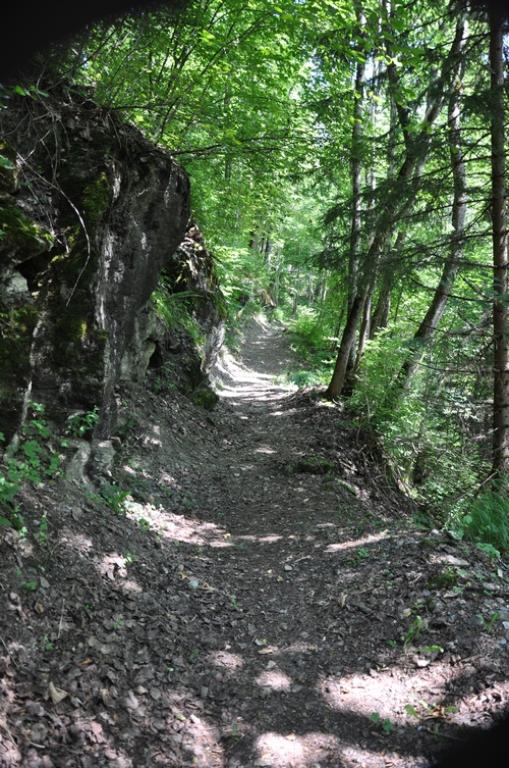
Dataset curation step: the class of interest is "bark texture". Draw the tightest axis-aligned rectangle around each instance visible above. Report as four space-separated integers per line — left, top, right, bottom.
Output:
489 9 509 479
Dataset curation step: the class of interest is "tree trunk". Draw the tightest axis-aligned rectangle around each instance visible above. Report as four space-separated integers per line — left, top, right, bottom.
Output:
354 294 371 371
346 4 366 308
395 48 467 388
370 288 391 337
326 293 365 398
370 233 404 338
489 7 509 480
326 15 466 400
327 3 366 399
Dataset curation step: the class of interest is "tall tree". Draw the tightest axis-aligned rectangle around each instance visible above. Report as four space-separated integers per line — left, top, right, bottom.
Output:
325 14 468 399
488 5 509 480
393 39 468 390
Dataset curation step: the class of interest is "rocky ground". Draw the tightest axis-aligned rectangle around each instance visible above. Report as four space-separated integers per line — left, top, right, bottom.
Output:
1 316 509 767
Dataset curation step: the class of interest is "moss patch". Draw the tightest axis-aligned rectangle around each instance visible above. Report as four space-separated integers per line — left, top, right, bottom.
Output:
0 202 54 257
190 386 219 411
82 172 111 227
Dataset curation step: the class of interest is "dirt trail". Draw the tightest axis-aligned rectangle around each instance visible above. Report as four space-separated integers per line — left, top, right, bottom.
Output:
1 317 508 768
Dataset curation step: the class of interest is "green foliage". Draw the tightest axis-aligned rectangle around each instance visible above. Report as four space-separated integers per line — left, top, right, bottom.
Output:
36 514 49 546
138 517 152 532
82 173 110 225
152 284 197 329
190 386 219 411
213 245 272 321
152 281 206 353
0 153 14 170
66 407 99 438
427 567 459 590
448 492 509 555
287 307 328 359
98 482 130 515
151 363 178 396
370 712 394 735
289 453 335 475
283 369 326 388
20 578 39 592
403 614 425 647
0 202 54 251
477 610 500 633
0 403 61 529
41 635 55 652
14 0 508 520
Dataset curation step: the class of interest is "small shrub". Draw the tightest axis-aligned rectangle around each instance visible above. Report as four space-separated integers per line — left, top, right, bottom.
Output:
66 407 99 438
428 566 459 591
289 454 335 475
403 614 425 647
0 402 61 529
370 712 394 735
449 492 509 555
99 483 129 515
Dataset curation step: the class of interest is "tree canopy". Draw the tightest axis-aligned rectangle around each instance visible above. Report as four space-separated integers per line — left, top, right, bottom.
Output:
6 0 509 527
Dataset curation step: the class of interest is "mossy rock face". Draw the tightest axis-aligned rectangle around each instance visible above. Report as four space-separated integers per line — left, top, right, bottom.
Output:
82 172 111 226
0 86 190 439
289 454 336 475
190 386 219 411
0 202 54 262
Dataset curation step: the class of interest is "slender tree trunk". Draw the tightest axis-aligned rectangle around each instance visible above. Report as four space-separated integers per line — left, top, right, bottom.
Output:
489 8 509 480
346 5 366 309
326 15 466 400
326 150 439 399
331 301 347 351
395 48 467 388
327 293 366 398
370 288 391 336
354 294 371 370
352 78 378 374
370 233 404 338
371 231 408 337
264 237 271 264
224 155 232 182
329 3 366 395
365 5 406 343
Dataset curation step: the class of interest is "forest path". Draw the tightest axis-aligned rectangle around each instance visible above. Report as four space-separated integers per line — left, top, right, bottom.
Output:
118 318 504 768
138 316 504 768
3 318 507 768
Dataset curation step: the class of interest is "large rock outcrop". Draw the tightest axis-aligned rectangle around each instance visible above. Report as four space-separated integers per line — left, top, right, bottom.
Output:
120 223 226 400
0 84 190 439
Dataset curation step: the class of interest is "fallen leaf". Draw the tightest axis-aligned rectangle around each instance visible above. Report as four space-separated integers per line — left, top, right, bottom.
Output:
48 681 68 704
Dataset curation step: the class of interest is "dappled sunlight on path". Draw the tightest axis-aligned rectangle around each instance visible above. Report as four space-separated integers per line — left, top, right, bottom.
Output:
2 316 508 768
212 314 298 403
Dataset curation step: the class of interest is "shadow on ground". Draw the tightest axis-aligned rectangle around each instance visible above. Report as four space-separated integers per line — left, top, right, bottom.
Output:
1 317 508 768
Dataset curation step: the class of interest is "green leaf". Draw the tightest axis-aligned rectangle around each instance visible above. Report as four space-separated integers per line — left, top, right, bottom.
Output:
21 579 39 592
0 154 14 170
